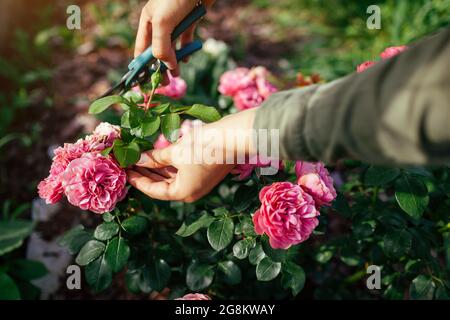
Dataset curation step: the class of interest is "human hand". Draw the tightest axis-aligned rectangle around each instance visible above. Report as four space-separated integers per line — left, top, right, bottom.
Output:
134 0 215 84
127 108 257 202
127 141 234 203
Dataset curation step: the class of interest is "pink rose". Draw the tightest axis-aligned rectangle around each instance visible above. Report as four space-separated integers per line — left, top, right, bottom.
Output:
233 86 265 110
380 46 407 59
255 77 277 99
357 61 375 73
61 153 127 214
91 122 121 148
231 156 284 180
176 293 211 300
218 67 253 96
155 74 187 100
295 161 336 207
38 175 63 204
253 182 319 249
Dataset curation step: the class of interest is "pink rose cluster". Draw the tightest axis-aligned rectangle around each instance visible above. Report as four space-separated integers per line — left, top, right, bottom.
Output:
218 66 277 111
252 161 336 249
176 293 211 300
357 45 408 73
38 122 127 214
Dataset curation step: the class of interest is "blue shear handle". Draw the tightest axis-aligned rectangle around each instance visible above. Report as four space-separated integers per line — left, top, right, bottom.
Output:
160 41 203 73
128 4 206 70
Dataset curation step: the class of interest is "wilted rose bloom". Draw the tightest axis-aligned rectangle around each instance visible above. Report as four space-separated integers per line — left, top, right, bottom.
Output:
233 86 265 111
231 156 284 180
357 61 375 73
153 119 201 149
61 153 127 214
155 73 187 100
176 293 211 300
218 67 253 97
380 46 407 59
295 161 337 207
253 182 319 249
91 122 121 148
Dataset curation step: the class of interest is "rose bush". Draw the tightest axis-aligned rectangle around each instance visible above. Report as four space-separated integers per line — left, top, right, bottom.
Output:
49 45 449 300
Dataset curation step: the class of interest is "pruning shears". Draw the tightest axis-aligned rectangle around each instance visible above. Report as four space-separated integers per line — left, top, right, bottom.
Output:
97 3 207 100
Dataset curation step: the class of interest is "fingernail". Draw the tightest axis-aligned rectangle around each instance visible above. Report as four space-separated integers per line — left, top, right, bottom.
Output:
137 152 150 165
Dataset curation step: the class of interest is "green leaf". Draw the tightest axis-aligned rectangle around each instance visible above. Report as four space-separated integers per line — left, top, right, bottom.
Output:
94 222 119 241
0 272 20 300
102 212 114 223
113 140 140 167
233 238 255 260
121 111 131 128
383 229 412 258
207 218 234 251
85 254 112 293
233 184 257 212
9 260 48 281
176 213 215 237
128 104 145 129
218 261 242 285
143 116 161 137
105 236 130 273
89 95 128 114
409 275 436 300
125 270 141 294
57 225 93 254
395 175 429 219
256 257 281 281
151 103 170 115
135 115 160 138
123 90 144 104
0 220 34 256
186 263 214 291
249 243 266 265
281 262 306 296
185 104 221 123
75 240 106 266
262 236 287 262
121 216 148 235
161 113 180 142
364 166 400 186
148 259 171 292
169 105 190 113
100 145 113 156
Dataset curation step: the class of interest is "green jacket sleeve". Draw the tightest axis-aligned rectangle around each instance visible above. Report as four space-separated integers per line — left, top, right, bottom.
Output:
254 27 450 166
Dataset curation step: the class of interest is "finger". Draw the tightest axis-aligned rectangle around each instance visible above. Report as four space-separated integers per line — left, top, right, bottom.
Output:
134 8 152 57
150 166 178 179
151 19 178 70
136 146 174 169
127 170 176 200
161 72 170 86
135 167 166 182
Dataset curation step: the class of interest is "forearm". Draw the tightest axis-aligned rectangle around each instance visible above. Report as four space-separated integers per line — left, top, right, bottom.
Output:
254 27 450 166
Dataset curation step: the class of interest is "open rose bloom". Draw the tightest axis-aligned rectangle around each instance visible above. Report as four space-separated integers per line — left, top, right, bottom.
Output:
295 161 337 207
253 182 320 249
218 66 277 110
38 122 127 214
